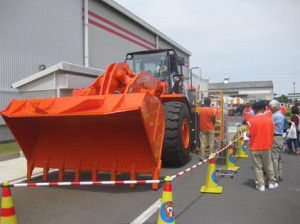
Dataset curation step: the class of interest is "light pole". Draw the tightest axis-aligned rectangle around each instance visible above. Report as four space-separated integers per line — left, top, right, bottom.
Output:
293 81 296 94
189 66 200 89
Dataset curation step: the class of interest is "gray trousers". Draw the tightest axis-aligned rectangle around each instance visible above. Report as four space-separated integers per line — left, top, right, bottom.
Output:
199 130 214 160
250 150 276 186
272 136 283 182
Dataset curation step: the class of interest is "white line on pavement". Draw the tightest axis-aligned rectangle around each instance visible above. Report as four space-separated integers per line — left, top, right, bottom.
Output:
130 199 161 224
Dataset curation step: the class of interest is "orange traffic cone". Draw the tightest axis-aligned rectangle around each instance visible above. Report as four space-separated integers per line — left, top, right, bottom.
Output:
157 176 175 224
1 182 17 224
235 135 248 158
200 153 223 193
223 142 239 171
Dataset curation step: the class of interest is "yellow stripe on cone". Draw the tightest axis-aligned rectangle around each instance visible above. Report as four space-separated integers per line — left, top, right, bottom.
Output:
223 142 239 171
1 182 17 224
200 153 223 194
157 176 175 224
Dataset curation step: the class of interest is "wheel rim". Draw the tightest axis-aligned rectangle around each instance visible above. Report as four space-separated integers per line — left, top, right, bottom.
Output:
181 119 190 149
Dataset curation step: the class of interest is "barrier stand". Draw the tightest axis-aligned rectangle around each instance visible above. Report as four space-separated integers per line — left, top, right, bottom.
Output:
1 182 17 224
223 142 239 172
157 176 175 224
235 135 248 158
200 153 223 194
215 144 234 179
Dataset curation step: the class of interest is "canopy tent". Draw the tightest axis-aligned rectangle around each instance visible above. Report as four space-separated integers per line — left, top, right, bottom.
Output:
228 97 246 105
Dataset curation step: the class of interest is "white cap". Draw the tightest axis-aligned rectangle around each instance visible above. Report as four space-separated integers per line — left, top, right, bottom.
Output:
269 100 280 109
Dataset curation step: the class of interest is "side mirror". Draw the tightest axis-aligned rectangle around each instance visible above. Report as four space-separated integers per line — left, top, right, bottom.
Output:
177 56 185 66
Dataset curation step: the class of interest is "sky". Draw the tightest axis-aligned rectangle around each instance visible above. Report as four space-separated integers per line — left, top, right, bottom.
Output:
114 0 300 95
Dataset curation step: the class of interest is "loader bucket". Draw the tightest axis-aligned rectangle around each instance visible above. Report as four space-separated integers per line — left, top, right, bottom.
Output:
1 92 165 189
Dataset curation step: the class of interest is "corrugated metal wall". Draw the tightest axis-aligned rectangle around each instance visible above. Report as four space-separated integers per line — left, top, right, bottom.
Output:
0 0 84 124
0 90 17 141
0 90 18 111
89 0 157 69
0 0 190 131
88 0 190 75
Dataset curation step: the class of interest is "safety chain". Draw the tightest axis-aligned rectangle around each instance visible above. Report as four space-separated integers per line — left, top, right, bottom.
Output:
171 137 240 180
0 180 162 188
0 138 241 188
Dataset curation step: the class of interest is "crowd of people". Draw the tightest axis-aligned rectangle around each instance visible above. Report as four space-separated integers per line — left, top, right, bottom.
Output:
197 97 299 192
244 100 299 191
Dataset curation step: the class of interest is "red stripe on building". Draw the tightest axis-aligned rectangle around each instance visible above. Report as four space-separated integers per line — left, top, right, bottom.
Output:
89 19 153 50
2 188 11 197
27 183 37 187
89 10 155 47
1 207 15 217
49 182 58 186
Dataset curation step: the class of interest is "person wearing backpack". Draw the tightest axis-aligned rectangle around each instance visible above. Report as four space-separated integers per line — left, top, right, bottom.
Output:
290 105 300 155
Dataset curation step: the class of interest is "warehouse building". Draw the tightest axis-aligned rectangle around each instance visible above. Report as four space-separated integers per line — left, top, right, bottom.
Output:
0 0 191 141
208 79 273 101
287 93 300 102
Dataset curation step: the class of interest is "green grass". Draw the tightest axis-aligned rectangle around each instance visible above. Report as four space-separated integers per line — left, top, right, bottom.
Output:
0 142 21 158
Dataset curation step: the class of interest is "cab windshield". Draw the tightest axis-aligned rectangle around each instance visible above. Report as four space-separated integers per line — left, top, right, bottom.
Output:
126 52 169 80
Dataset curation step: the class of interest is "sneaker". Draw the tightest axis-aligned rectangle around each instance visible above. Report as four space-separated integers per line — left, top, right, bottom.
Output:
268 183 278 189
256 185 265 192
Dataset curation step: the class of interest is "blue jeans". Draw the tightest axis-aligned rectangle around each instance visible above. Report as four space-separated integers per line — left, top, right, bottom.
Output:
287 131 300 152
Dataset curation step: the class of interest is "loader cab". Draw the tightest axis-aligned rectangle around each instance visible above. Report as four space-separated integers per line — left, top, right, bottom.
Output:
126 49 185 93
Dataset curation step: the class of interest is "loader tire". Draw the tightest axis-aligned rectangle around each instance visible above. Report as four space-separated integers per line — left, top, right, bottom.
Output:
162 101 192 166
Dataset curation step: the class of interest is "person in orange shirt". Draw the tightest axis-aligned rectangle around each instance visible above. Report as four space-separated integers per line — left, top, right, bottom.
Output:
264 103 272 118
198 98 216 161
243 103 254 122
247 100 277 191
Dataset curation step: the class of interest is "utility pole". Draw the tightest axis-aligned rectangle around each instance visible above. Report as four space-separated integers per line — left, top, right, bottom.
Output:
293 81 296 94
190 66 200 89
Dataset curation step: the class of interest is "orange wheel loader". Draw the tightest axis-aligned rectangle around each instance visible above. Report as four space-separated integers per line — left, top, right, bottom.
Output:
1 49 199 190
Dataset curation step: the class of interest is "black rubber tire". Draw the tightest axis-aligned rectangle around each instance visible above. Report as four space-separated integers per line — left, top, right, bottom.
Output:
162 101 192 166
